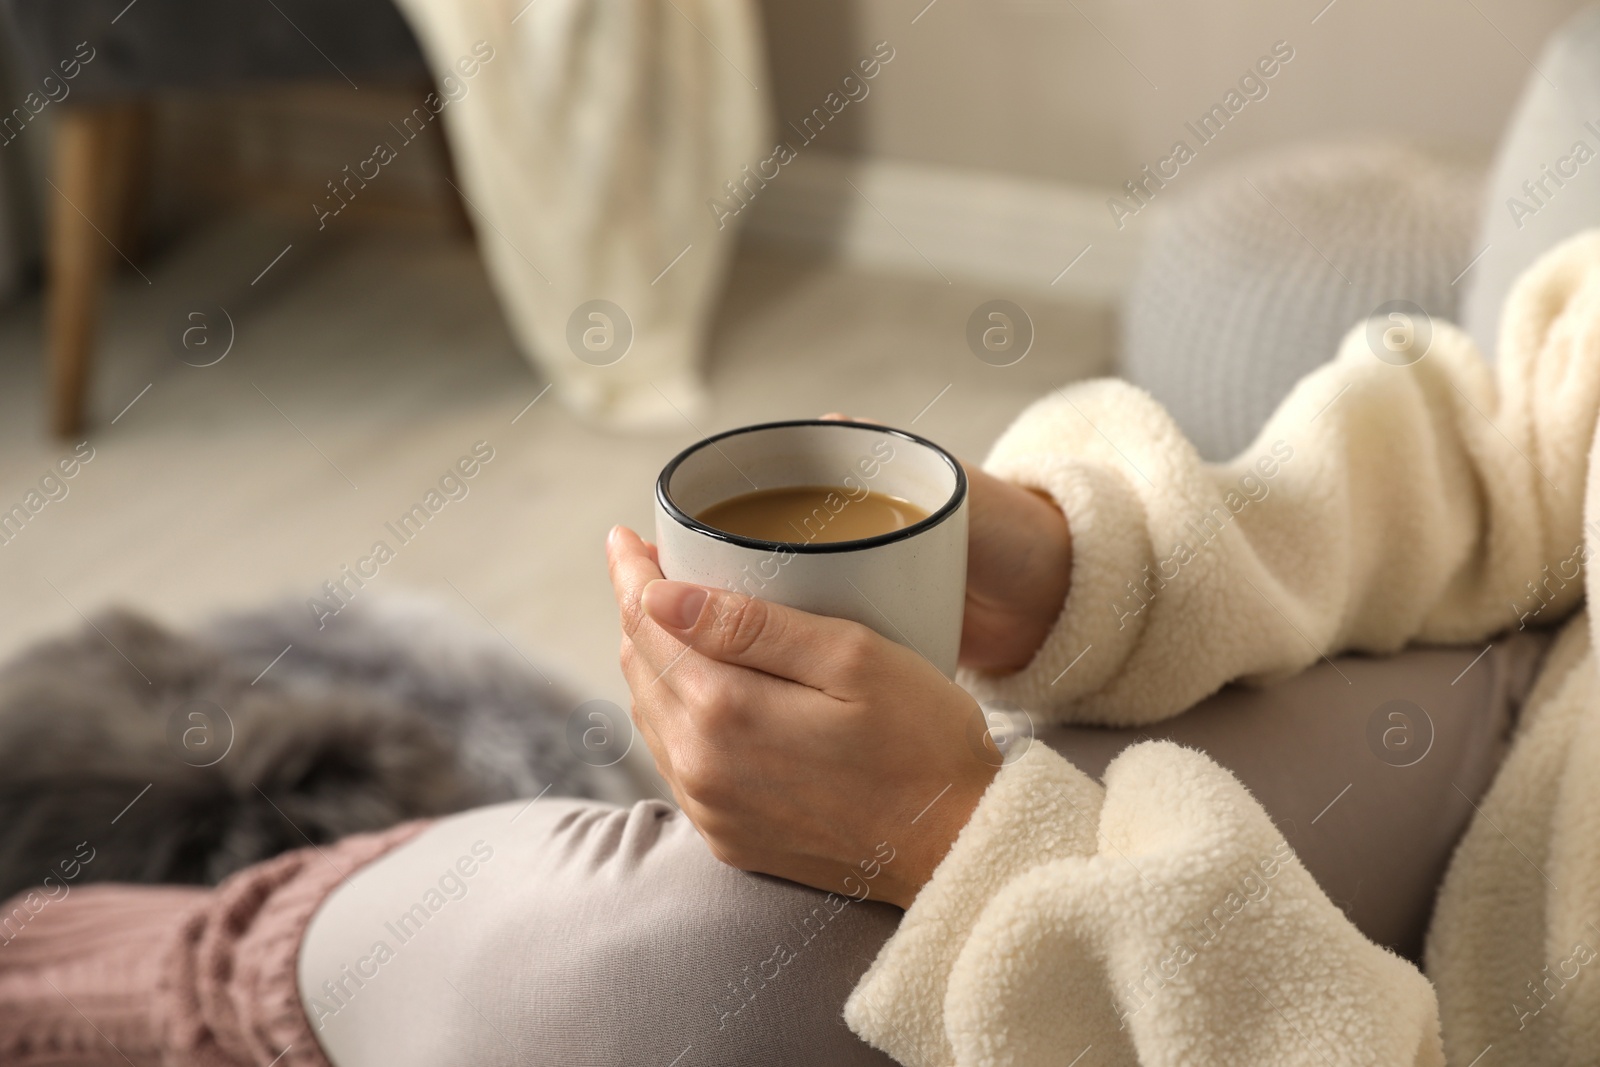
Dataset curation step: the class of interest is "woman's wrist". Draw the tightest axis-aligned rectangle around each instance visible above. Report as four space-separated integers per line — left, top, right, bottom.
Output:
875 759 998 909
1008 485 1074 659
961 468 1074 673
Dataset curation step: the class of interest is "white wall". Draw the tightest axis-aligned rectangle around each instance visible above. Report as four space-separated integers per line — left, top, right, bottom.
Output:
114 0 1600 304
759 0 1593 187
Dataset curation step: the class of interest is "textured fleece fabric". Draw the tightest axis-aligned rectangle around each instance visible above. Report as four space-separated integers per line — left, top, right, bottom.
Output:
846 230 1600 1065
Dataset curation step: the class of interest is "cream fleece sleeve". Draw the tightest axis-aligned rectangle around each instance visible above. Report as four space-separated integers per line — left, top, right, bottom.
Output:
847 741 1445 1067
842 233 1600 1066
960 230 1600 726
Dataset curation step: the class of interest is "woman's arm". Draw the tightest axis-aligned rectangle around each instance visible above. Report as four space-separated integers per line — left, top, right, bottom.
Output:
609 233 1600 1064
609 536 1445 1066
966 230 1600 725
845 741 1446 1067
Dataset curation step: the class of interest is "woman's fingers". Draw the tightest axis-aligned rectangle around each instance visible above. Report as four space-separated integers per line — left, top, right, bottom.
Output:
611 522 779 718
619 633 682 782
640 579 899 695
608 526 703 672
606 526 664 635
608 525 750 691
621 624 774 870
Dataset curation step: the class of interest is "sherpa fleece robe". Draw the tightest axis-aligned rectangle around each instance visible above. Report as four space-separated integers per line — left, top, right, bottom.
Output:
845 229 1600 1066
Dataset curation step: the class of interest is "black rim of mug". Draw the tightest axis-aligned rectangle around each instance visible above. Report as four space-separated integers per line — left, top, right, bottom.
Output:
656 418 969 555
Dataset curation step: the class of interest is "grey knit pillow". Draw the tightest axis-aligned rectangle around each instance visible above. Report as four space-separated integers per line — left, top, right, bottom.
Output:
1119 141 1482 461
1462 5 1600 357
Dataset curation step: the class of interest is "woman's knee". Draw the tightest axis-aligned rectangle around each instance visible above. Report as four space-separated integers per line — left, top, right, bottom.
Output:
302 798 901 1066
494 800 902 1064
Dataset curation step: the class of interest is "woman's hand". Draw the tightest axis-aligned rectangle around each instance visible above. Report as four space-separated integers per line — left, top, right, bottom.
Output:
607 526 998 909
818 415 1073 673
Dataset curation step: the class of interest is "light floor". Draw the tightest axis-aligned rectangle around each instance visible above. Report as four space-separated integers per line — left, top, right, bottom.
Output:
0 216 1112 712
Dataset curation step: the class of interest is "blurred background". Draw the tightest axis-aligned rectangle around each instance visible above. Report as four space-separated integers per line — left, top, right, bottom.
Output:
0 0 1588 713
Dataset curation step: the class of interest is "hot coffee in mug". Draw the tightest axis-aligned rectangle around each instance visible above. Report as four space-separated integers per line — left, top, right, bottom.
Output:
654 420 969 676
695 485 930 543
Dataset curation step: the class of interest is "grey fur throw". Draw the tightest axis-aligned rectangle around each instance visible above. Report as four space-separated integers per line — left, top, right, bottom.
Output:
0 596 636 902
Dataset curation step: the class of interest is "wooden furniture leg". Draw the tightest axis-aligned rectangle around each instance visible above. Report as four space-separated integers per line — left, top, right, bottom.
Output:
47 103 139 438
420 83 474 240
106 103 153 260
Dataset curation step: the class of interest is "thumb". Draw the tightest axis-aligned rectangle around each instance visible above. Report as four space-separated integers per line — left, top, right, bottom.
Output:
641 579 877 689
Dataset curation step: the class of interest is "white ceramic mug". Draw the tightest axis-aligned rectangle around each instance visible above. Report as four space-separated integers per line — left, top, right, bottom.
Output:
654 419 969 677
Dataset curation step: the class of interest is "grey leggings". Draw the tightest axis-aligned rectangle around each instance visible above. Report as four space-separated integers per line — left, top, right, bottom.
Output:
299 634 1548 1067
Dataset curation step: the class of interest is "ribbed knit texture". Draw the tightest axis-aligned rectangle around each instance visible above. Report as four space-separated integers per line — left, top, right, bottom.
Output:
0 885 202 1066
0 821 429 1067
1120 140 1481 460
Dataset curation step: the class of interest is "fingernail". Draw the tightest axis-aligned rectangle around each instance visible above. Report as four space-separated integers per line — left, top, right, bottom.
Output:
642 580 708 630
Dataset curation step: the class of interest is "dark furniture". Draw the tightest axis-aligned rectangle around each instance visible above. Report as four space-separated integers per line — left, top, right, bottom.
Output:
0 0 436 436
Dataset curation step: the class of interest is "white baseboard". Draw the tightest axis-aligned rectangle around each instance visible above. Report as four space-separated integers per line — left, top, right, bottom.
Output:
739 152 1140 303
